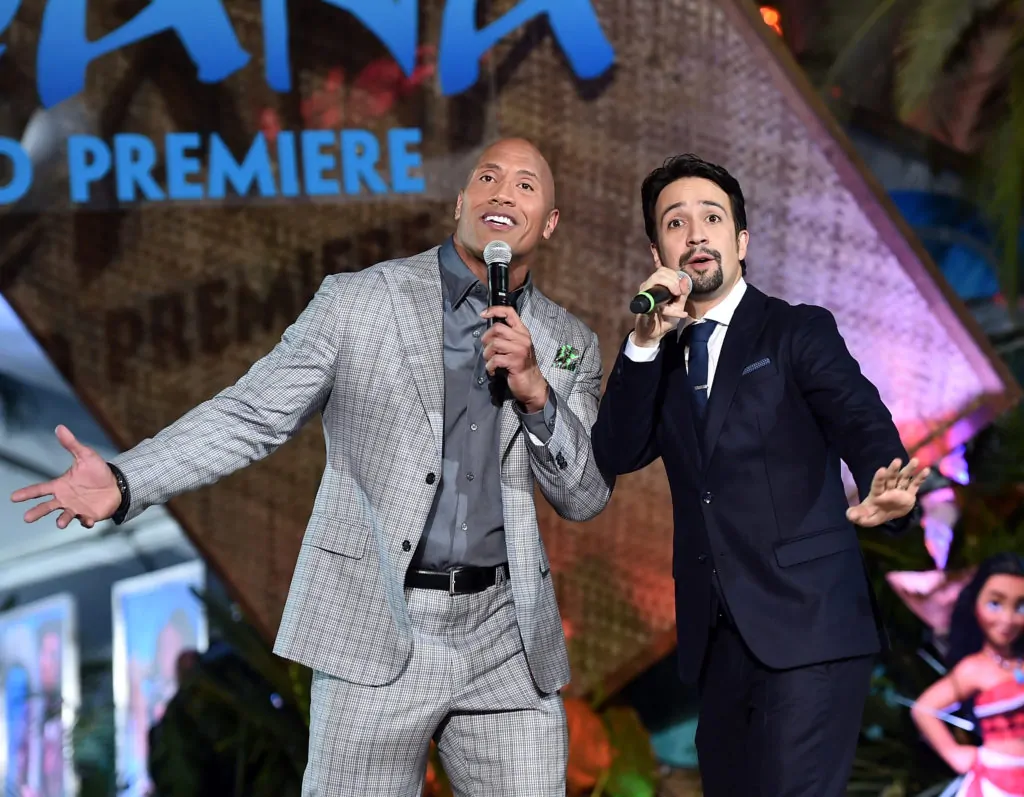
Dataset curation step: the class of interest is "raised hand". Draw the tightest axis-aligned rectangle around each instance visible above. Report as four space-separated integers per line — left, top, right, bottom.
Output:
633 267 691 347
846 457 930 527
10 425 122 529
480 305 549 412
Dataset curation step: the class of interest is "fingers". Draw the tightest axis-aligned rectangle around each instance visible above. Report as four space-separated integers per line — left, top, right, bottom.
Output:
907 465 931 493
640 267 689 298
57 509 75 529
55 424 88 461
11 480 57 503
22 498 62 523
480 306 525 329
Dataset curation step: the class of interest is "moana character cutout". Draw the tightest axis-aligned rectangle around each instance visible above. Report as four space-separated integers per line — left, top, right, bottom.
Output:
911 553 1024 796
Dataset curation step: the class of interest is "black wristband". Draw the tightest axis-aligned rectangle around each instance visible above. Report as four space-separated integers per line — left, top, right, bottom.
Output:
108 462 131 524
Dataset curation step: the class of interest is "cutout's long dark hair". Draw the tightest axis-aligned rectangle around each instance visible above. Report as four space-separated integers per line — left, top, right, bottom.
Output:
946 552 1024 668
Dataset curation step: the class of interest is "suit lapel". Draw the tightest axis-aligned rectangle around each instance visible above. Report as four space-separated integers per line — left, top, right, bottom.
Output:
499 287 560 460
383 251 445 456
702 286 768 468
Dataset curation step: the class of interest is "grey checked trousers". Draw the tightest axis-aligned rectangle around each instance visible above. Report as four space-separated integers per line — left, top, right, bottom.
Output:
300 570 569 796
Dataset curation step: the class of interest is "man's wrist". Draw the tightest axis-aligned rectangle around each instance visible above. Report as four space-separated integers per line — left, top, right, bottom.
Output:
630 328 665 349
518 380 549 414
108 462 131 524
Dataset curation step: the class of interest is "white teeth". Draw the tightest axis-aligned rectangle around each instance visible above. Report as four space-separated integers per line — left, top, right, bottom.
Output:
484 215 514 226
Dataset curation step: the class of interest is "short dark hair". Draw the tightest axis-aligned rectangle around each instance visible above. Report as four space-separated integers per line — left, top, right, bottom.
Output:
641 154 748 270
947 551 1024 668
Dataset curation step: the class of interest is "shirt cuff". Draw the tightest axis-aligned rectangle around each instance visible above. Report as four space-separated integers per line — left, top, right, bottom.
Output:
624 331 662 362
518 390 558 446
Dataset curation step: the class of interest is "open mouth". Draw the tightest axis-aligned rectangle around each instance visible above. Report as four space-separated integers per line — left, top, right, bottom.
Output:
482 213 516 230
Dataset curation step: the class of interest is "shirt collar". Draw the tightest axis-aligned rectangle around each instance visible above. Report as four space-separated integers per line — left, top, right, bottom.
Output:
680 277 747 336
438 235 530 310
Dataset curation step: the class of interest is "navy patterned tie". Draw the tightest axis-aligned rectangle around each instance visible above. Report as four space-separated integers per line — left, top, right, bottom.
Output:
685 320 718 417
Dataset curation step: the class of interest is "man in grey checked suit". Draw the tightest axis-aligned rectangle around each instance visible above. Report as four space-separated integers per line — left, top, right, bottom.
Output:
12 137 612 795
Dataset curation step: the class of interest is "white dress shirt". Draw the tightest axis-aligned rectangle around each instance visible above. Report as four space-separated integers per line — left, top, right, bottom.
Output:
624 278 748 397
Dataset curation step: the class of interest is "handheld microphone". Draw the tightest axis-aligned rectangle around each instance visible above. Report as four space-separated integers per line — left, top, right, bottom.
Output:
484 240 512 326
483 241 512 402
630 270 692 314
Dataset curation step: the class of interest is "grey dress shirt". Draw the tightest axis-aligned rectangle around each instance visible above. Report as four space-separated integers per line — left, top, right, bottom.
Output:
411 237 557 571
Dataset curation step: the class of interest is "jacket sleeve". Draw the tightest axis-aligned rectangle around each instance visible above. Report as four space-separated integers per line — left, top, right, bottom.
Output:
591 333 668 479
110 275 345 523
791 306 920 535
522 328 613 522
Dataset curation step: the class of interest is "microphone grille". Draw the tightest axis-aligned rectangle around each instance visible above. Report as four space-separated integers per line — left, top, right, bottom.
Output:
483 240 512 266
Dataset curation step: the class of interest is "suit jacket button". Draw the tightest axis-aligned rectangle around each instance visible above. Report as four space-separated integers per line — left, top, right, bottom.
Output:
426 473 436 485
702 491 713 504
697 553 708 563
402 540 412 552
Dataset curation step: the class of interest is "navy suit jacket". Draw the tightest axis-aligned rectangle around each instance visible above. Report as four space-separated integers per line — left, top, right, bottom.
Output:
592 284 918 683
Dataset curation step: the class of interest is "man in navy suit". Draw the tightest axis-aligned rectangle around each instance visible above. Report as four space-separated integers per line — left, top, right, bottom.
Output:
592 154 930 796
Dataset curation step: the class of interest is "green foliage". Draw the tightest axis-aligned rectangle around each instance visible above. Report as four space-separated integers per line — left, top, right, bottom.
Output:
599 706 658 797
822 0 1024 304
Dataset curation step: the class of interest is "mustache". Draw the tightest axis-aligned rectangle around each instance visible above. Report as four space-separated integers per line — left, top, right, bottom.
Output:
679 247 722 266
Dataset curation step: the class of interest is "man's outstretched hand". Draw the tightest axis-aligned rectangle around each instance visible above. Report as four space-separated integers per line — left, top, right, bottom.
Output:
10 425 122 529
846 457 930 527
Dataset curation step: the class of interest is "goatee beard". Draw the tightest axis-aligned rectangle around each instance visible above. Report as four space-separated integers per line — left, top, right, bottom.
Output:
679 247 724 294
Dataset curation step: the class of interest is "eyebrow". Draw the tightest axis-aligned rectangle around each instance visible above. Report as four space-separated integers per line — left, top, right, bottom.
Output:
660 199 728 223
477 163 540 180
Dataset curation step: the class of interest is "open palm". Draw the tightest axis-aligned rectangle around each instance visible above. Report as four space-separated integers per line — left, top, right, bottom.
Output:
10 425 121 528
846 457 930 527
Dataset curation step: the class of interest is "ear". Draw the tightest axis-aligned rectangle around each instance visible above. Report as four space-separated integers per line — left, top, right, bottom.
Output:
542 208 560 239
454 191 464 221
650 242 664 270
737 229 749 261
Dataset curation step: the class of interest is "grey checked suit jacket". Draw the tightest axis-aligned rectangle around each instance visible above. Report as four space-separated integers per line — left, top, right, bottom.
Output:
111 246 612 694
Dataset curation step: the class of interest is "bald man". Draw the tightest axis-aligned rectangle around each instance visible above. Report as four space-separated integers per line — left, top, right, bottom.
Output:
12 138 612 796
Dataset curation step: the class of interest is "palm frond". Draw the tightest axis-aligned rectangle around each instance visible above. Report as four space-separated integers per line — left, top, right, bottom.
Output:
975 38 1024 304
823 0 904 92
894 0 1008 118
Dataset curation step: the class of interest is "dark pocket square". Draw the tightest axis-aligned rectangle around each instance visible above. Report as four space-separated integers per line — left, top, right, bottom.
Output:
742 357 771 375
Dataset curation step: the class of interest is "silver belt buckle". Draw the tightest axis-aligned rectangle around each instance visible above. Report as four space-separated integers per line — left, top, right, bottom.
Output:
449 568 458 595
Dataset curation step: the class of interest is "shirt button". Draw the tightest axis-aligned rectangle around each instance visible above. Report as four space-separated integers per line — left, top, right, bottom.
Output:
466 473 474 481
471 424 478 431
461 523 468 531
477 376 485 385
473 330 481 338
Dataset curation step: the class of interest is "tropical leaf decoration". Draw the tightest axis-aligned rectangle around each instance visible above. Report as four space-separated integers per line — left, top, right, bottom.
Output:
822 0 1024 304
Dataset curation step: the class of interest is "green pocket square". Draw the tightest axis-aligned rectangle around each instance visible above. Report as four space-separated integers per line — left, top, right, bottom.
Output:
553 344 580 371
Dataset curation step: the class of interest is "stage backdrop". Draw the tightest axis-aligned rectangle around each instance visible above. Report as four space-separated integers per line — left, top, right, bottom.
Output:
1 0 1018 694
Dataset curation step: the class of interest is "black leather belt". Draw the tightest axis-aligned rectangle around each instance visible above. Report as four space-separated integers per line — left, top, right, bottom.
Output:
405 563 509 595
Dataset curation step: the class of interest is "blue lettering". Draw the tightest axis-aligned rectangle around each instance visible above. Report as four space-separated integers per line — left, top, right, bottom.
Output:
388 128 424 194
67 135 110 202
208 134 276 199
165 132 203 200
276 132 300 197
341 130 387 195
302 131 340 196
113 134 163 201
438 0 614 94
37 0 250 108
0 138 31 204
0 0 21 59
262 0 416 92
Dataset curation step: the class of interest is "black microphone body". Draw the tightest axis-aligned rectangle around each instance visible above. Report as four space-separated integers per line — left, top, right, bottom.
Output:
483 241 513 402
487 260 511 325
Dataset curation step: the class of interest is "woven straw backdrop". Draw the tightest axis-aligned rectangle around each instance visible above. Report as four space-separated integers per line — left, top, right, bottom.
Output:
1 0 1016 694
